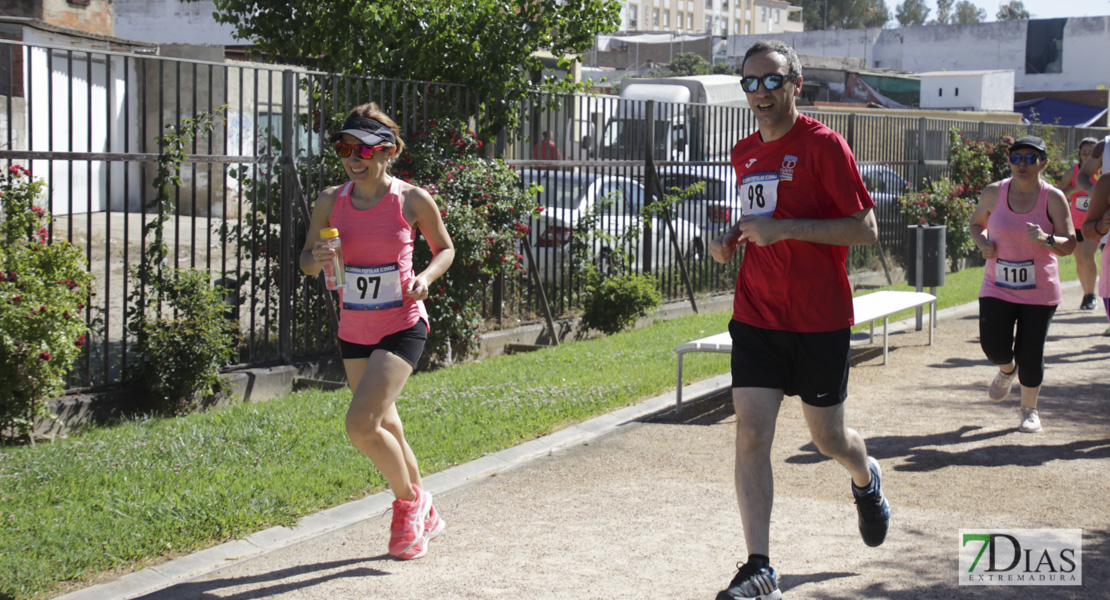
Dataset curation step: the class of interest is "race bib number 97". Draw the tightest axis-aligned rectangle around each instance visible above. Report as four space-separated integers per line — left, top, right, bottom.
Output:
343 263 404 311
740 172 779 218
994 258 1036 291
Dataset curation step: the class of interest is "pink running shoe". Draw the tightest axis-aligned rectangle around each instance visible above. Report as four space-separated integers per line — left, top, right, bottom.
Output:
425 504 446 542
389 485 431 559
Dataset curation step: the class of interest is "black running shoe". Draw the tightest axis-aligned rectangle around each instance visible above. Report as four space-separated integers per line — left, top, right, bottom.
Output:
853 456 890 547
716 562 782 600
1081 294 1097 310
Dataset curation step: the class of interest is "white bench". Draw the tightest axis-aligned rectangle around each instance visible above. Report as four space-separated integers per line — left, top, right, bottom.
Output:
674 290 937 406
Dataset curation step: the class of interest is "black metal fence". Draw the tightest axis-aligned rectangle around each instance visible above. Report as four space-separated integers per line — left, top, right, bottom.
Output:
1 39 1106 392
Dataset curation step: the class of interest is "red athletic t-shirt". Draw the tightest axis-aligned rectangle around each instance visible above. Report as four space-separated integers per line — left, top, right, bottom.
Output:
729 113 874 332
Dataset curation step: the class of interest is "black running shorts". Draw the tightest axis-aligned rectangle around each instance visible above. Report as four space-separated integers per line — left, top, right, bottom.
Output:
728 319 850 407
338 320 427 368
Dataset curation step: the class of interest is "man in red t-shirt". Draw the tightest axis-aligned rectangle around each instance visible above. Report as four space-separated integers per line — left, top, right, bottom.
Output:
708 40 889 600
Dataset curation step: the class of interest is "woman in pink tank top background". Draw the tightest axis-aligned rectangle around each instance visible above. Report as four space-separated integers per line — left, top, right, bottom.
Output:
1060 137 1100 310
300 104 455 560
968 136 1076 434
1080 136 1110 336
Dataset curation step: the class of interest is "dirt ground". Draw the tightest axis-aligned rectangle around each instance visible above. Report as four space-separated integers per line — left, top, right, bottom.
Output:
63 284 1109 600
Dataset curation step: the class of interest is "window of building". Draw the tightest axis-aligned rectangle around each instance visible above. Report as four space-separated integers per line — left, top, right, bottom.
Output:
653 8 659 26
629 4 638 28
723 18 729 33
706 0 712 8
1025 18 1065 75
760 7 766 21
745 21 750 34
663 10 670 27
688 13 694 29
735 20 740 34
723 0 729 8
774 9 780 23
938 88 943 97
676 11 683 27
705 16 713 32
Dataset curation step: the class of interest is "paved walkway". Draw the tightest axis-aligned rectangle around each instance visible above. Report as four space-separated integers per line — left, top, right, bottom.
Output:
56 283 1109 599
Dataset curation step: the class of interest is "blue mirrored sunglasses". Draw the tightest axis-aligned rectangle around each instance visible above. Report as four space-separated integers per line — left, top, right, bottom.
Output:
740 73 796 93
1008 153 1041 165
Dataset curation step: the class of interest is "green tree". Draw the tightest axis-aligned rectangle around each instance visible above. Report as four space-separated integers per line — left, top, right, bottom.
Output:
797 0 889 30
189 0 621 132
997 0 1032 20
666 52 712 76
931 0 953 24
953 0 986 24
895 0 930 26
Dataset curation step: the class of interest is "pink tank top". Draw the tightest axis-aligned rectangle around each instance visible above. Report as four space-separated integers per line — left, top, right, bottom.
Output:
330 178 429 344
979 178 1062 306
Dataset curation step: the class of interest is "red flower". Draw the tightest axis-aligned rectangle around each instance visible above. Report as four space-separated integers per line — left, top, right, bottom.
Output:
75 335 85 347
39 352 50 360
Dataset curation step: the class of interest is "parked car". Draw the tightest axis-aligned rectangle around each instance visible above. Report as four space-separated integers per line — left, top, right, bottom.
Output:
858 164 912 230
656 164 741 238
519 170 704 283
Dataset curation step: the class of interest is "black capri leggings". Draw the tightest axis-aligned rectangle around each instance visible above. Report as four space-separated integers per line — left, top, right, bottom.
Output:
978 296 1057 389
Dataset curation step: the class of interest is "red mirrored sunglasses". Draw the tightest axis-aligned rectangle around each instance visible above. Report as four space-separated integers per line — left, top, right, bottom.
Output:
333 141 388 159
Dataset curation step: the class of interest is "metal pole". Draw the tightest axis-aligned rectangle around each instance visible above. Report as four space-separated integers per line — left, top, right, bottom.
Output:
915 226 924 331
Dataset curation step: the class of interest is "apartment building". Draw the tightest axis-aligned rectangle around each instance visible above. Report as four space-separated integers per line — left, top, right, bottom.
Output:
620 0 802 36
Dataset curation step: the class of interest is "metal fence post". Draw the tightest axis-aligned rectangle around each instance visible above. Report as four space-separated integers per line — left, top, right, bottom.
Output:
279 70 296 362
643 99 654 274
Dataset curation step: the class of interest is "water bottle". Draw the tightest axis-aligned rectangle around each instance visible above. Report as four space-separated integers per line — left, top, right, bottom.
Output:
319 227 346 290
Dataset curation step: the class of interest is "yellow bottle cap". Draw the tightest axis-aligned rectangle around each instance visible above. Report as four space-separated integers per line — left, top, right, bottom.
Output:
320 227 339 238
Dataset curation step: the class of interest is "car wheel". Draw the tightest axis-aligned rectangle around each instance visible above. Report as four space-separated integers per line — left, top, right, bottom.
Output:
685 239 703 263
596 247 616 276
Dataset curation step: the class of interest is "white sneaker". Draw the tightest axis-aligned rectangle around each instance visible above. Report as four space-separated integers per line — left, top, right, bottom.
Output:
1019 406 1042 433
988 365 1018 402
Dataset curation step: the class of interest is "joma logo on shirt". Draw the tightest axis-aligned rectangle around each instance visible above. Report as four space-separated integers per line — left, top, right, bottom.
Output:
780 155 798 182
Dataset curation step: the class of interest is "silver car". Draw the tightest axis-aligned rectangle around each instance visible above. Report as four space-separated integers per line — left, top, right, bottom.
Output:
656 164 741 238
520 170 704 283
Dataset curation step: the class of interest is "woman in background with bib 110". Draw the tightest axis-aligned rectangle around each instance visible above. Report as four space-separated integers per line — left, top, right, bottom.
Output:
300 103 455 560
968 136 1075 434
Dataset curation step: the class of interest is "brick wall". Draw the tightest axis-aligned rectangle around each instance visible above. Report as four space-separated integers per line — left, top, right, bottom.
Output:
41 0 114 37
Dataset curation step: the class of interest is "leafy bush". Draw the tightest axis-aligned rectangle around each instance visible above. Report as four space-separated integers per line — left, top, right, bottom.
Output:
0 166 94 438
580 271 662 335
898 178 977 261
399 120 539 363
134 270 237 413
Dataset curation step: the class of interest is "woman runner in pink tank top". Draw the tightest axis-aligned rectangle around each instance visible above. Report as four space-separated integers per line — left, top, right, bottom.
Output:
300 104 455 560
968 136 1076 434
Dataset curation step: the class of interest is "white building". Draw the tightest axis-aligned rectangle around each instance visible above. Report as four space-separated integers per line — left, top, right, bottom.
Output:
620 0 802 37
916 70 1015 112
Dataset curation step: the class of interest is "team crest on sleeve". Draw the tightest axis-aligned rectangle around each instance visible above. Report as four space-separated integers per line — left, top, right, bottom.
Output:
780 155 798 182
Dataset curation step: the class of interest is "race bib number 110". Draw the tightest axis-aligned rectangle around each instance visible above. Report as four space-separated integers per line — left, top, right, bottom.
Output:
995 259 1036 291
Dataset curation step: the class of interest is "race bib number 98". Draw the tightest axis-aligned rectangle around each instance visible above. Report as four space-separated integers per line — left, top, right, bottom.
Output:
994 258 1036 291
740 172 779 218
343 263 404 310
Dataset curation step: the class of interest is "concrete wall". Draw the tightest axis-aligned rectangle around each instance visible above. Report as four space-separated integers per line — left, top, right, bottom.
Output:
115 0 238 45
919 71 1014 112
726 16 1110 96
0 0 114 37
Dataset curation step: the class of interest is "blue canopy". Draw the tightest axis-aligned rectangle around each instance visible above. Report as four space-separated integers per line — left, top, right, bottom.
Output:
1014 97 1107 127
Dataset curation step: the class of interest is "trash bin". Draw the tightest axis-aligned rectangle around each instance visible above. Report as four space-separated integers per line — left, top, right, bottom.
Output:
905 225 945 288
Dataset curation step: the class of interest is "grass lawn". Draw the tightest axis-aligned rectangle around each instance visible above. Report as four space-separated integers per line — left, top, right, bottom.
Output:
0 257 1081 600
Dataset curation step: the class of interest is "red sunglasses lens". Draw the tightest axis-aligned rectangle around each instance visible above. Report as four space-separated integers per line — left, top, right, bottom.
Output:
334 142 382 159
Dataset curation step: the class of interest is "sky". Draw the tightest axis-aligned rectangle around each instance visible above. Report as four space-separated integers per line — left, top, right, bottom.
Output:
882 0 1110 21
